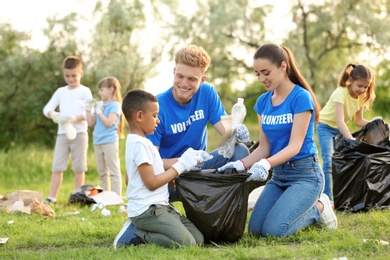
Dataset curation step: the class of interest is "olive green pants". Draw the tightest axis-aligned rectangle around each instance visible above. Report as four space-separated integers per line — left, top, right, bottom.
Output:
131 204 204 248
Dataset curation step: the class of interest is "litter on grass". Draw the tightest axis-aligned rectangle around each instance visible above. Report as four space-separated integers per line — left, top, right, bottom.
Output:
0 238 9 245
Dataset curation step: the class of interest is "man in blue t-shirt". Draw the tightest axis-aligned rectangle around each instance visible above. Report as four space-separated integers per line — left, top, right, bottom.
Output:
147 45 250 201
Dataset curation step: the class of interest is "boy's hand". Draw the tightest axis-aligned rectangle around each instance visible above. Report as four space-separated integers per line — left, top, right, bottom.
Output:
62 116 77 124
50 111 63 124
172 148 203 175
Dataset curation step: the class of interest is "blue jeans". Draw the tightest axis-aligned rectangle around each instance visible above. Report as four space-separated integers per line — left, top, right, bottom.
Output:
316 122 340 202
169 143 250 202
248 155 324 237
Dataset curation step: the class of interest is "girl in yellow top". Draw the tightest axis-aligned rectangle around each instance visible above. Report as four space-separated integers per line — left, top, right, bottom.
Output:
316 64 376 205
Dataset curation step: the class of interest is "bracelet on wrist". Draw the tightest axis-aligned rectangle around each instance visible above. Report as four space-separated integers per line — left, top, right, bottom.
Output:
240 160 247 170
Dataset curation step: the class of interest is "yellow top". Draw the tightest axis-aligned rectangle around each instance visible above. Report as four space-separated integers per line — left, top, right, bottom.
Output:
319 87 365 128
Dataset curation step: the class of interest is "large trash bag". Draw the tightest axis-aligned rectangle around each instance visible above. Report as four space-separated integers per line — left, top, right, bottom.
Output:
332 119 390 212
175 169 268 243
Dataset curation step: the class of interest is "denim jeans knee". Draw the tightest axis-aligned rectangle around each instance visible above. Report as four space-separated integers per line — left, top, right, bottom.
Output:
248 155 323 237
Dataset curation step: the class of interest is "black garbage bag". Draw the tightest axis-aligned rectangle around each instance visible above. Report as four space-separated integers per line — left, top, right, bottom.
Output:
68 184 104 205
332 119 390 212
175 168 269 243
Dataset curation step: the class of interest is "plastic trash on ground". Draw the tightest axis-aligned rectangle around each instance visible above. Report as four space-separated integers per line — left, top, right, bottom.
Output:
175 169 269 243
332 119 390 212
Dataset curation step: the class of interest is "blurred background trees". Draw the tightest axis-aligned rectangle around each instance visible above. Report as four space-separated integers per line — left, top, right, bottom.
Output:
1 0 390 151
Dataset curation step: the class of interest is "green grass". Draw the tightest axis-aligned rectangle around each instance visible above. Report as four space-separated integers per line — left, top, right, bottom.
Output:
1 126 390 259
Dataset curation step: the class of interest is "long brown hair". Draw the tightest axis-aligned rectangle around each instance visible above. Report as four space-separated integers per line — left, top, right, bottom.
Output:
338 63 376 109
253 44 321 122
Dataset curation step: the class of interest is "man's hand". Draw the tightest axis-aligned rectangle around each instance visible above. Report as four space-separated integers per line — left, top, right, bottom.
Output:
236 124 250 143
95 101 104 115
193 151 213 171
246 159 271 182
172 148 203 175
217 160 245 172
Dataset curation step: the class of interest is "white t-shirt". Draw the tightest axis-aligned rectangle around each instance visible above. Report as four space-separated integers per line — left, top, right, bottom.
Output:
125 134 169 217
43 85 92 134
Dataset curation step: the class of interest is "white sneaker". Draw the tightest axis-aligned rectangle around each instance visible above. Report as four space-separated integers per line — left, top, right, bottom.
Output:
319 193 337 229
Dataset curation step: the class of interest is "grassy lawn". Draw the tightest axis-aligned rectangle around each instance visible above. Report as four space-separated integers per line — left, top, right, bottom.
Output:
1 124 390 259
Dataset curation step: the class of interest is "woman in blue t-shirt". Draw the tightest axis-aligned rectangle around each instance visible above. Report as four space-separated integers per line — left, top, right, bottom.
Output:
218 43 337 237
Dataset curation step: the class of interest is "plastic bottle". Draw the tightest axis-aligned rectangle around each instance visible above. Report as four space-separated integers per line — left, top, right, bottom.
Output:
231 98 246 128
218 98 247 158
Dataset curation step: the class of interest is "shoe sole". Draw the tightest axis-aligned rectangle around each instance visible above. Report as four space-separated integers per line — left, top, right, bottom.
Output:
113 219 132 249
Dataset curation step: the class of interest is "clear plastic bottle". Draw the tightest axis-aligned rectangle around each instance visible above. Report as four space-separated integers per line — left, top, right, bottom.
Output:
218 98 247 158
231 98 246 128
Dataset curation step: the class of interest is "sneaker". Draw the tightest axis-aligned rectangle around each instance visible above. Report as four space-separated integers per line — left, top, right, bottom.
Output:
44 197 57 206
113 219 142 249
319 193 337 229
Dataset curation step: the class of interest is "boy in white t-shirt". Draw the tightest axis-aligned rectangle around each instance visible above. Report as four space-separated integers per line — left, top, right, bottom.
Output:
114 89 205 248
43 56 92 204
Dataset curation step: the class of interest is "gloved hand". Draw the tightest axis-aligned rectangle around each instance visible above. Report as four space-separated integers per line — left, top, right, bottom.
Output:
246 159 271 182
50 111 63 124
61 115 77 124
85 99 97 112
172 148 203 175
192 151 214 171
236 124 250 143
217 160 245 172
95 101 104 115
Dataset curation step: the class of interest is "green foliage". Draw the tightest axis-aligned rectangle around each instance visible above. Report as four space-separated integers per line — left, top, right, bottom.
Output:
88 0 164 95
1 0 390 150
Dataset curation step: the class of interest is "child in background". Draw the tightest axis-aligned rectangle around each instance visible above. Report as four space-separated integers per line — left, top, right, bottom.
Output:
43 56 92 204
316 64 376 205
86 77 124 196
114 89 205 248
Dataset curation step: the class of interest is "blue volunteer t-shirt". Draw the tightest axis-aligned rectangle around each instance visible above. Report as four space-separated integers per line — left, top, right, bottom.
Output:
147 83 226 158
254 85 318 161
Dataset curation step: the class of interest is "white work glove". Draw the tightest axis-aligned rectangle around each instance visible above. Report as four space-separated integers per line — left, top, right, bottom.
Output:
50 111 63 124
172 148 203 175
84 99 97 112
246 159 271 182
217 160 245 172
192 151 214 171
236 124 251 143
61 115 77 124
95 101 104 115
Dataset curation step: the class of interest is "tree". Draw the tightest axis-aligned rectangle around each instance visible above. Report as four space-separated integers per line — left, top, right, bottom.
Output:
0 14 83 150
88 0 165 94
158 0 272 109
286 0 390 103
